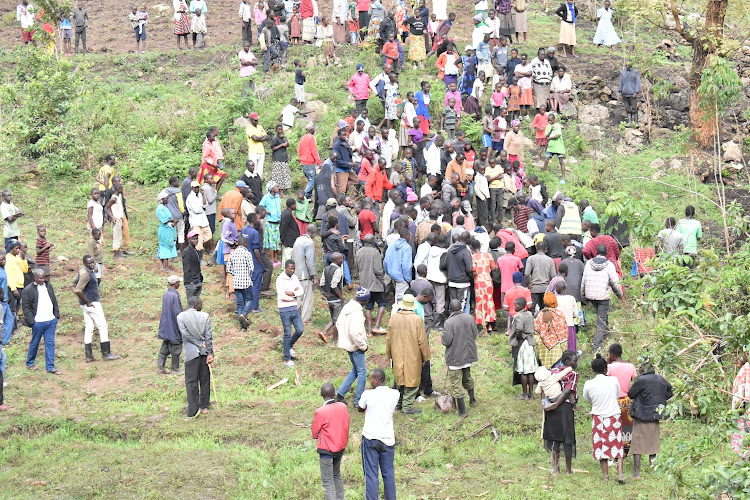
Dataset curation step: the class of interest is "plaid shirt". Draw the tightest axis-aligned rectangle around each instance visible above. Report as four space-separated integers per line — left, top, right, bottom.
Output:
226 246 254 290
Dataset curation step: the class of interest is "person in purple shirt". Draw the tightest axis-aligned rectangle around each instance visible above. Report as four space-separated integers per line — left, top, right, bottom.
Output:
241 211 265 312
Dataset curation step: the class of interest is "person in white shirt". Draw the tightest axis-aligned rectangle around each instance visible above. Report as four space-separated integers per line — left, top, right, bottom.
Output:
185 181 213 255
16 1 35 45
348 119 366 165
22 269 61 374
358 368 400 500
473 163 490 227
423 135 444 178
276 260 304 367
200 174 218 235
238 0 253 44
278 97 311 131
583 353 625 483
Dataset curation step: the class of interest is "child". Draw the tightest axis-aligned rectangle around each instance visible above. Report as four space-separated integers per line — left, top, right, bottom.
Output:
389 161 404 187
428 13 439 44
293 59 306 108
472 70 486 101
542 113 566 184
35 225 54 275
509 297 537 399
191 7 207 48
408 116 428 178
129 5 148 53
512 160 524 190
507 76 521 121
277 15 289 64
253 1 266 42
534 365 573 408
383 73 399 130
382 127 399 172
402 149 417 177
61 15 72 56
441 99 458 140
88 228 104 283
294 190 312 234
554 280 579 351
481 105 494 149
289 5 301 45
492 107 508 153
444 81 463 117
531 103 549 159
381 32 399 70
491 81 508 118
476 34 492 81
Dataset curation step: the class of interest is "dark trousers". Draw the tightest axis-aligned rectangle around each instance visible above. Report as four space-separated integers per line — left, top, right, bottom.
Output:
185 281 202 302
419 360 433 396
448 286 471 314
262 252 272 291
319 454 344 500
241 21 253 44
531 292 545 314
476 197 489 228
250 266 264 310
27 318 57 372
75 28 87 54
158 340 183 371
355 99 369 114
590 299 610 351
358 11 370 39
489 188 503 225
362 437 396 500
623 95 638 114
185 355 210 417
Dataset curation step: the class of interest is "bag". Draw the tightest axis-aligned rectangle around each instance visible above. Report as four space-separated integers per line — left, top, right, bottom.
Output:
508 331 519 347
489 250 503 286
434 369 454 413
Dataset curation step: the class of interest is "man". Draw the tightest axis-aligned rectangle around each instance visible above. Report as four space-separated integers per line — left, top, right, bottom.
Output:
218 180 247 230
619 62 641 126
241 212 265 313
201 174 218 236
358 368 400 500
298 123 323 199
186 180 213 257
332 128 357 196
279 198 300 264
441 172 459 204
530 47 553 111
0 252 15 346
157 275 184 375
4 242 23 339
582 244 624 352
441 299 478 416
524 241 556 312
182 230 202 301
181 167 198 207
445 232 473 314
357 234 387 335
510 196 535 234
1 190 23 252
245 112 270 178
71 2 89 55
239 160 263 206
22 269 61 375
319 252 344 343
543 220 565 269
424 136 444 181
239 0 253 44
415 209 438 246
335 287 370 405
311 382 350 500
378 10 397 52
579 198 599 225
554 196 582 237
583 223 622 277
104 183 131 259
387 294 430 414
383 227 412 304
277 260 304 367
444 151 469 196
72 255 120 362
226 234 255 330
16 0 35 45
177 296 214 419
293 224 317 324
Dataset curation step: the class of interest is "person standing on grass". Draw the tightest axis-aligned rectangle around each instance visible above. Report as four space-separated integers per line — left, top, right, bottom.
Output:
384 227 413 305
442 299 479 416
16 0 35 45
525 241 556 313
186 180 213 258
348 64 371 115
1 190 23 253
312 382 350 500
357 234 387 336
156 191 178 272
293 224 317 324
178 296 214 419
72 2 89 55
277 259 304 367
555 0 578 58
543 349 578 475
105 183 132 260
238 42 258 91
245 112 270 179
226 234 255 331
5 242 23 340
335 287 370 405
0 252 16 346
182 231 202 301
22 269 61 375
157 275 184 375
239 0 253 44
72 255 121 363
541 113 566 184
358 368 400 500
618 62 641 127
607 342 637 456
298 123 323 200
35 225 53 276
130 5 148 53
319 252 344 344
581 244 623 352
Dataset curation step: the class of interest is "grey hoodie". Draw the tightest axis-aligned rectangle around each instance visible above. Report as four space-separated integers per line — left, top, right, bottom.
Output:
581 256 622 301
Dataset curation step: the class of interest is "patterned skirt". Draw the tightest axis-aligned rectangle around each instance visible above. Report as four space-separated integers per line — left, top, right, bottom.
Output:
536 335 567 368
618 396 633 453
592 414 624 461
408 33 426 61
302 17 315 42
271 161 292 190
174 13 191 35
474 275 496 324
515 339 538 375
263 221 281 250
519 86 534 106
732 415 750 459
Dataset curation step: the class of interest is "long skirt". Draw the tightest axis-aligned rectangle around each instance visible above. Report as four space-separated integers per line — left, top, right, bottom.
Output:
515 340 538 374
302 17 315 42
174 13 190 35
333 22 346 44
544 401 576 457
497 12 515 36
408 33 426 61
271 161 292 190
593 18 621 46
533 83 550 109
618 396 633 454
157 225 177 259
559 21 576 45
198 161 227 185
323 40 336 60
474 277 496 324
535 335 567 368
548 90 570 112
513 10 528 33
519 86 534 106
592 414 624 460
567 325 577 352
263 221 281 250
630 419 661 456
732 415 750 459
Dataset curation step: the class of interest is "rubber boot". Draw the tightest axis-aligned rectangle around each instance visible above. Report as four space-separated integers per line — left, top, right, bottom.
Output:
157 351 168 374
101 341 121 361
171 353 182 375
457 398 467 417
634 110 639 127
85 343 95 363
468 389 477 407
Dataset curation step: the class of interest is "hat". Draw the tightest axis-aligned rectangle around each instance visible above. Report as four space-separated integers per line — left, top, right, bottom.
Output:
565 245 577 256
187 229 199 239
510 119 521 127
305 122 315 130
398 294 417 311
337 119 348 128
465 44 473 51
167 275 184 285
266 180 277 192
547 46 556 53
326 198 337 207
248 112 260 120
512 271 524 283
461 200 472 213
355 287 371 302
508 197 519 206
356 63 364 71
534 366 552 382
190 180 200 188
235 180 248 188
473 14 483 21
157 190 169 202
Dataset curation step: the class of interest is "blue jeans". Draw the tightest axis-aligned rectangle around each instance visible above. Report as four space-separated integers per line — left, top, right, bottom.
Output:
337 350 367 405
362 437 396 500
280 308 303 361
27 318 58 372
0 345 6 378
250 266 264 310
302 164 316 198
234 287 253 324
1 302 13 345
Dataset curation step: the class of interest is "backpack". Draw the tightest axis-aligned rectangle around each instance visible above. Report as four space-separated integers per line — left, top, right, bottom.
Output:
439 251 448 272
490 250 503 286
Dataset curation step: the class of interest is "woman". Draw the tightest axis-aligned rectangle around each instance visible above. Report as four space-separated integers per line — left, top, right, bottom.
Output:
458 45 477 96
628 360 673 477
513 53 533 118
318 17 339 65
548 65 572 112
260 181 282 267
534 292 568 368
594 1 620 48
156 191 178 272
555 0 578 58
503 119 526 168
173 0 190 49
405 11 427 68
543 350 578 475
269 124 291 194
676 204 701 266
607 343 637 456
471 239 497 334
435 42 461 90
583 354 625 483
732 352 750 460
299 0 315 43
314 154 337 220
513 0 527 43
494 0 515 40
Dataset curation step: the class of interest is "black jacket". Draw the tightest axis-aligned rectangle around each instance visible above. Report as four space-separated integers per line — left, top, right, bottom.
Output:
182 244 203 285
555 3 579 23
21 282 61 326
445 243 472 284
627 372 673 422
279 208 300 248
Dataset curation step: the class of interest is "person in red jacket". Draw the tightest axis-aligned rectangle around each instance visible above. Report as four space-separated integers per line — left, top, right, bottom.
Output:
582 223 622 277
365 157 394 210
311 382 350 499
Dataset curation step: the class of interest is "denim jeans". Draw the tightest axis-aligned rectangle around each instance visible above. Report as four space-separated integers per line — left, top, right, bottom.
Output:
27 318 58 372
362 437 396 500
319 454 344 500
302 164 316 198
0 345 6 378
337 349 367 405
234 286 253 323
280 308 303 361
1 302 13 345
250 266 264 310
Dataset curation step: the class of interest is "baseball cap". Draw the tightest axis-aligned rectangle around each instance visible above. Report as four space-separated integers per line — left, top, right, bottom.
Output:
167 275 184 284
191 180 200 188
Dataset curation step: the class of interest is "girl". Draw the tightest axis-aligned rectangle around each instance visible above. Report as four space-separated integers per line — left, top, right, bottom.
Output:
481 105 494 149
555 0 578 57
383 73 399 131
514 0 528 44
543 350 578 475
318 16 338 65
509 297 537 398
514 53 533 118
542 113 566 183
269 124 291 194
458 45 477 96
531 103 549 158
399 91 418 158
491 81 508 117
492 107 508 153
414 81 432 134
507 75 521 120
259 181 282 266
174 0 190 49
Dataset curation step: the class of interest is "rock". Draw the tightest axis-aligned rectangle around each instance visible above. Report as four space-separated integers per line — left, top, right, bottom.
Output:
579 104 610 125
669 75 689 91
608 100 619 106
722 140 743 162
256 85 274 99
304 92 317 102
624 128 644 147
56 255 69 263
306 100 329 122
306 57 317 68
661 192 669 200
725 162 744 174
560 101 578 119
661 91 690 112
602 86 612 96
616 143 635 155
652 170 664 180
669 159 683 170
234 116 251 129
577 123 602 142
650 158 666 169
157 66 165 73
152 4 171 13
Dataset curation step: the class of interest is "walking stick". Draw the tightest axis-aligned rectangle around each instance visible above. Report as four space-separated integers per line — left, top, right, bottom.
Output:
208 362 219 410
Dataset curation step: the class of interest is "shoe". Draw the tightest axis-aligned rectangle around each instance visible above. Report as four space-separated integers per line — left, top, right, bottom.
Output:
85 343 95 362
185 413 200 421
157 367 169 375
122 250 134 256
335 393 346 404
47 369 62 375
416 395 426 403
101 341 121 361
238 314 250 329
468 389 477 407
200 408 209 414
27 365 38 371
260 291 275 297
457 398 467 416
402 408 421 415
289 348 297 359
284 360 296 367
559 179 566 184
171 369 183 375
250 309 264 314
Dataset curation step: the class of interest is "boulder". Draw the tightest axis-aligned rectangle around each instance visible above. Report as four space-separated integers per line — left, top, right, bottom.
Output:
722 140 743 163
578 104 609 125
650 158 666 169
652 170 664 180
725 162 744 174
577 123 602 142
669 159 683 171
560 101 578 119
669 75 689 91
306 57 317 68
306 100 329 122
661 91 689 112
624 128 644 147
234 116 251 129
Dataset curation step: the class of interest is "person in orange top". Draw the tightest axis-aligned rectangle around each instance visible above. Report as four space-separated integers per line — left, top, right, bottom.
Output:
381 32 399 70
218 181 247 229
365 157 394 205
530 103 549 159
198 128 228 190
444 150 469 195
297 122 322 199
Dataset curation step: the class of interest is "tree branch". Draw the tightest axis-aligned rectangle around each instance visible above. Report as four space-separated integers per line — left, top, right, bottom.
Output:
669 0 695 42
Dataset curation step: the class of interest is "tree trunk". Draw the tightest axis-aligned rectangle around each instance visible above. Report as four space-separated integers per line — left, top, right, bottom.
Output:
687 0 727 148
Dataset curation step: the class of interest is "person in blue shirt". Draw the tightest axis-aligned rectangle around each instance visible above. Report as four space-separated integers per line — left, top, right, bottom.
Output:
332 128 357 196
383 227 413 304
241 212 265 313
259 181 282 267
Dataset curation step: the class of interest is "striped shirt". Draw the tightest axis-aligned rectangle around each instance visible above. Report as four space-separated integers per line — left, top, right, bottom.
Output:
36 237 53 267
513 206 533 233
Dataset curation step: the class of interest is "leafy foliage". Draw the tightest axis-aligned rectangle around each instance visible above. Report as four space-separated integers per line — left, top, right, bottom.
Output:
697 57 742 119
121 136 195 185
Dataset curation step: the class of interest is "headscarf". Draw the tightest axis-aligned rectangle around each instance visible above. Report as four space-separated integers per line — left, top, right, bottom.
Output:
355 287 371 302
510 119 521 127
543 292 558 308
266 180 277 193
157 190 169 202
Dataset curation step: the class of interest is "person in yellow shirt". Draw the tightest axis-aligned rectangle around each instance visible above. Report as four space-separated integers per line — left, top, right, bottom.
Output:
95 155 116 204
5 241 25 337
245 112 270 179
485 156 504 226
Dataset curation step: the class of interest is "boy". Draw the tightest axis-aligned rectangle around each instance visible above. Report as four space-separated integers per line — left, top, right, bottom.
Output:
293 59 306 108
278 97 311 131
381 33 399 71
191 7 207 48
481 105 494 149
509 296 536 399
294 190 313 231
441 98 458 140
60 14 72 56
542 113 566 184
131 5 148 53
35 225 53 276
524 174 548 206
88 228 104 284
277 15 289 64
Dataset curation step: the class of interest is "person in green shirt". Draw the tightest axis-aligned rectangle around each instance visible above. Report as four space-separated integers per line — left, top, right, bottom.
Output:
676 204 702 262
542 113 566 184
294 190 313 224
580 199 599 224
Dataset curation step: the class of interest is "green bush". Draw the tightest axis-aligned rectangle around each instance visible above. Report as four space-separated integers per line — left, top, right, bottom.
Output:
124 136 195 185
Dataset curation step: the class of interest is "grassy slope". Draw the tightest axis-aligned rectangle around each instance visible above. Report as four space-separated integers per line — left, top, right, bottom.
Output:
0 5 718 500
